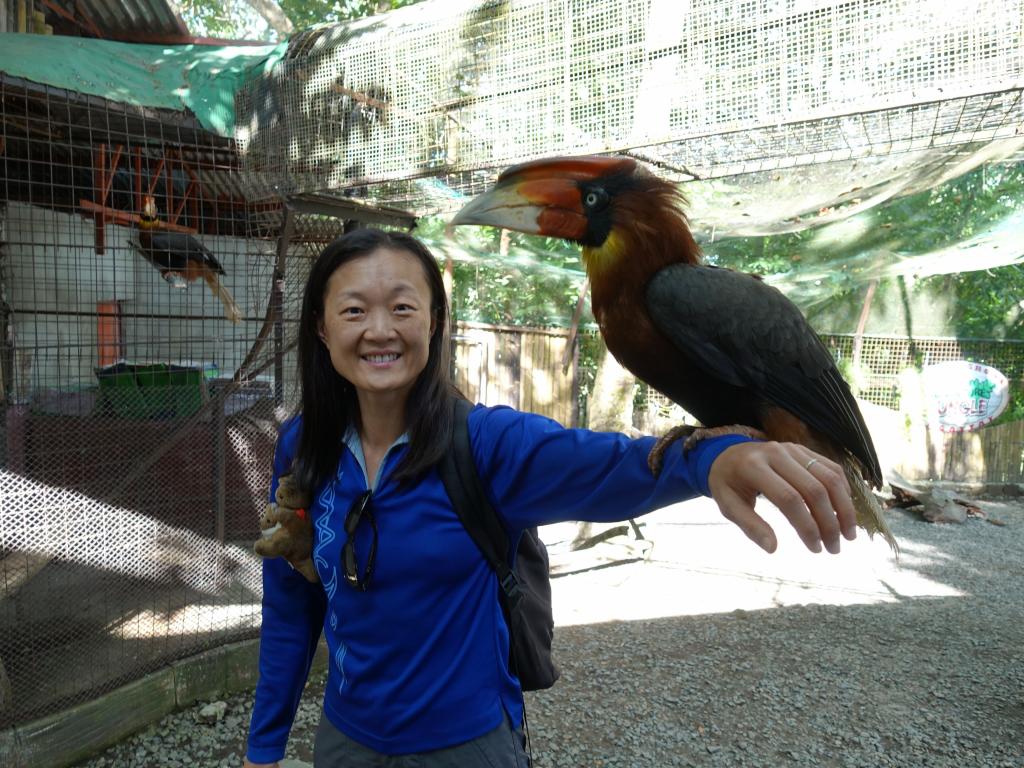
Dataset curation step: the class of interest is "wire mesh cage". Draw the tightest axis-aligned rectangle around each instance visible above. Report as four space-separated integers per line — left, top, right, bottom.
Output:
634 333 1024 437
2 0 1024 745
235 0 1024 205
0 77 351 728
825 333 1024 410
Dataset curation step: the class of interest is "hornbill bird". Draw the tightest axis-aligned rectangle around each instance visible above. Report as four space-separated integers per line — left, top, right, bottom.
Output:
135 195 242 323
451 155 897 554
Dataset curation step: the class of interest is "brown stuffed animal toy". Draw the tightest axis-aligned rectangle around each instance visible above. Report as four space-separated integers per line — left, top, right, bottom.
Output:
254 473 318 583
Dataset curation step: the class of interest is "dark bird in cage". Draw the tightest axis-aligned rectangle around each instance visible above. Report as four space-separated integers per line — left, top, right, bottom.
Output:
451 154 897 554
134 195 243 323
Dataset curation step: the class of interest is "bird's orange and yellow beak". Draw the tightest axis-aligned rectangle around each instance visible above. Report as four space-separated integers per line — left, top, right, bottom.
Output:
450 155 634 240
142 195 158 219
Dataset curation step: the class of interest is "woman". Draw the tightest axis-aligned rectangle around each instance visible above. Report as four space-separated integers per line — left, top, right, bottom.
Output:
244 228 856 767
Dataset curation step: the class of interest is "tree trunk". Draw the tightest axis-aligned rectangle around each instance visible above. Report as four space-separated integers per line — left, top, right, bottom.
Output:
587 344 636 433
573 345 640 550
243 0 294 36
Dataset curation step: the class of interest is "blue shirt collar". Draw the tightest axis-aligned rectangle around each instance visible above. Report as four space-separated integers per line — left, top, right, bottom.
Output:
343 426 410 491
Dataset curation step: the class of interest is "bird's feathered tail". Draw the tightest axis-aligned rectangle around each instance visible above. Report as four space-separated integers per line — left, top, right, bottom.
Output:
844 458 898 557
202 272 242 323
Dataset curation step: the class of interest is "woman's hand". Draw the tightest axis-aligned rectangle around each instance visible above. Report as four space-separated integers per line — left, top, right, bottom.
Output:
707 441 857 555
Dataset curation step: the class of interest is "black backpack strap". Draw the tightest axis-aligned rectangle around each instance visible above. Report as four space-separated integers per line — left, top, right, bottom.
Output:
438 398 525 611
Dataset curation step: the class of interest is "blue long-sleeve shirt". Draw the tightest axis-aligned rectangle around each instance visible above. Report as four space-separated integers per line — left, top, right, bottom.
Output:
246 404 751 763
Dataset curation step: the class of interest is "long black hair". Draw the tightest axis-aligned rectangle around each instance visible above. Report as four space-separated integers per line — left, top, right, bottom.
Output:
292 228 456 493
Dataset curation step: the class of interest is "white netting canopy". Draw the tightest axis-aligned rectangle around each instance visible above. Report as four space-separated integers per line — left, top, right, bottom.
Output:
233 0 1024 310
235 0 1023 212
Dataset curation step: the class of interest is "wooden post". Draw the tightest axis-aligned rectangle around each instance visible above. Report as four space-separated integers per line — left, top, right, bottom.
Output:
96 300 122 367
273 206 295 406
165 150 174 222
213 387 226 544
190 184 199 233
4 405 26 474
101 145 123 203
509 333 521 410
562 277 590 375
93 144 106 254
851 278 878 370
134 147 142 216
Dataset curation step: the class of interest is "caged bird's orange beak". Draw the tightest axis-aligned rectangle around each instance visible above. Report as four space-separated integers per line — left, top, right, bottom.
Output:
450 155 636 241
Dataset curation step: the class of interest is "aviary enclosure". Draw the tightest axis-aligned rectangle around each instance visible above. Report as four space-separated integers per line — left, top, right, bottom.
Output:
1 0 1022 760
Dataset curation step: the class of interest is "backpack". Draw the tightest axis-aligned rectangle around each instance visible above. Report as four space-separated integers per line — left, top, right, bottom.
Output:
437 397 560 692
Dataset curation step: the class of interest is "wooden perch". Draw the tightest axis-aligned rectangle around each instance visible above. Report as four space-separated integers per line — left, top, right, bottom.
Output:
79 199 197 234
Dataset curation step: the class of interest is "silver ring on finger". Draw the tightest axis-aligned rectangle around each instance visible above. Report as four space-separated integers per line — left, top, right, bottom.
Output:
804 458 818 470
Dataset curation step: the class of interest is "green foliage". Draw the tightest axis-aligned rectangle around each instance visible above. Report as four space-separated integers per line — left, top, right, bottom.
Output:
179 0 267 39
413 215 603 415
574 331 605 424
998 388 1024 424
836 357 871 396
279 0 421 34
912 163 1024 340
704 230 803 276
179 0 423 41
415 217 588 328
703 161 1024 341
947 270 1024 340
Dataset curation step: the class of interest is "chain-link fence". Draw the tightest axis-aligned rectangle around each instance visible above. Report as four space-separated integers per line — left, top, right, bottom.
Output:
0 75 580 728
636 333 1024 434
824 333 1024 411
0 79 344 729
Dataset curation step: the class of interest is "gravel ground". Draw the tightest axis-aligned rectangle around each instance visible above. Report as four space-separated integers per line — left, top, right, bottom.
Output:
77 493 1024 768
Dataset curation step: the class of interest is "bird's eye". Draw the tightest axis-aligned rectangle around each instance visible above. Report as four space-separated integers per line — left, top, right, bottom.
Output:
583 189 607 210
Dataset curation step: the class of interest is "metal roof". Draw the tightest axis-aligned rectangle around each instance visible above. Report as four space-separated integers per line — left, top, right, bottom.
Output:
80 0 189 41
0 0 257 43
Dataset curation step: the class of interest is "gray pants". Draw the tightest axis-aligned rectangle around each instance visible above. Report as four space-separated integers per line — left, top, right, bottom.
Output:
313 711 531 768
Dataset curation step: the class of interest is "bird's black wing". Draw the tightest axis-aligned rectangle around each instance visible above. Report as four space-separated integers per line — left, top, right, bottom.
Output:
145 232 226 274
646 263 881 485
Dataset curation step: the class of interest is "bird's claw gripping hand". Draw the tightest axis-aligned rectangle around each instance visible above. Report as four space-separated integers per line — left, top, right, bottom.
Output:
253 473 319 583
647 423 767 476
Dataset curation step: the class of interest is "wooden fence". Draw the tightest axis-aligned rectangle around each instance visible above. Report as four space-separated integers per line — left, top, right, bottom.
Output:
453 324 1024 486
452 322 576 427
830 400 1024 486
911 420 1024 485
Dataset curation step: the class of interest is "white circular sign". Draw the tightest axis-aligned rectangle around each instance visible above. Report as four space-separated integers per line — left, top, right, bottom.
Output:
921 360 1009 433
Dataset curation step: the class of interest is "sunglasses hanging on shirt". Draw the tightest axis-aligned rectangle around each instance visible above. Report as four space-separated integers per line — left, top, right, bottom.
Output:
341 490 377 591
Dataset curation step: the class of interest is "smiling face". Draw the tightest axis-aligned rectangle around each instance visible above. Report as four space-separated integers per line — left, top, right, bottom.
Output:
317 246 437 410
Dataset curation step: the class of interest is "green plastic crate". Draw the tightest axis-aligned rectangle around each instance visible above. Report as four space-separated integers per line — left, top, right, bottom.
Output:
95 362 214 420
